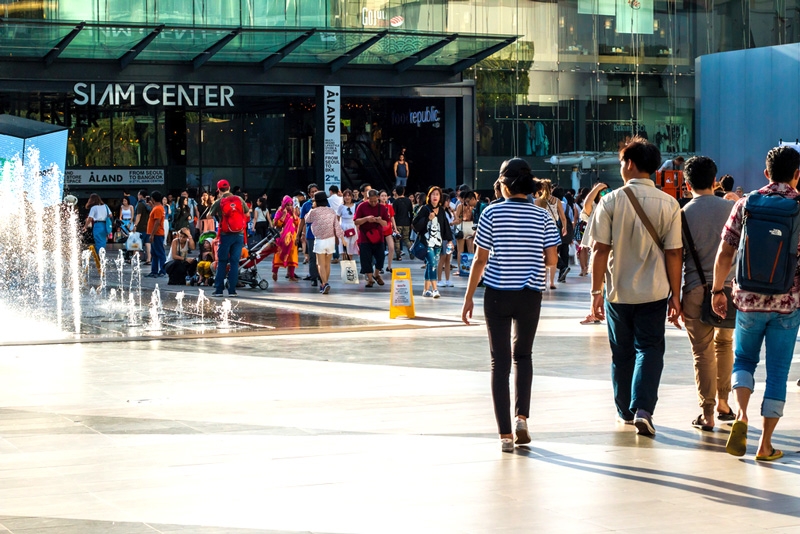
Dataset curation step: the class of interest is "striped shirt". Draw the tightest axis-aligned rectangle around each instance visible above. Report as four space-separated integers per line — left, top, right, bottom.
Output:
475 198 561 291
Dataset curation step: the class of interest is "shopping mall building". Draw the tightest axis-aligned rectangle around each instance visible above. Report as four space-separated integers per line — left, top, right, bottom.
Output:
0 0 793 198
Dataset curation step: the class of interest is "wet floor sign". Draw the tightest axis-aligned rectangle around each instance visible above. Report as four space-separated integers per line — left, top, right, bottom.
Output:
389 268 415 319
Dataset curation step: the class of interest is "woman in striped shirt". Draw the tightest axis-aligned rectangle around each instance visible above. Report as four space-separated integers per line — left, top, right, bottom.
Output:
461 158 561 452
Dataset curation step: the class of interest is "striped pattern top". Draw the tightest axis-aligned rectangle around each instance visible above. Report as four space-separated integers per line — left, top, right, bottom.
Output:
475 198 561 291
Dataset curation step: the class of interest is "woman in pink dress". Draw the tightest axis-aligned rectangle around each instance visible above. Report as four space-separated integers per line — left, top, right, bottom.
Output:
272 195 300 282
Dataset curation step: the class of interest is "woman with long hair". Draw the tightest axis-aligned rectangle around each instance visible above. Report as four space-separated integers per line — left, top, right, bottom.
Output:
172 196 192 232
254 197 271 240
272 195 300 282
336 189 359 256
412 186 453 298
534 179 567 289
304 191 344 294
119 196 135 234
83 193 112 251
461 158 560 452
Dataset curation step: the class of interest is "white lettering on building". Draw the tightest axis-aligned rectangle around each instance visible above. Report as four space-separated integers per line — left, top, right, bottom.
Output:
72 83 235 108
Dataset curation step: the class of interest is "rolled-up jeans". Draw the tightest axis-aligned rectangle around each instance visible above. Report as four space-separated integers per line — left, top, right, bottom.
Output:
424 245 441 281
732 308 800 418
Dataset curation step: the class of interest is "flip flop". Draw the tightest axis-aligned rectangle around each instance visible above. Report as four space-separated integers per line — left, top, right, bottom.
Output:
691 415 714 432
755 448 784 461
717 409 736 422
726 420 748 457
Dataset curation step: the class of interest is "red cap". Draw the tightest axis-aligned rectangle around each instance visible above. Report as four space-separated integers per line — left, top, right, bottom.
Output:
217 179 230 190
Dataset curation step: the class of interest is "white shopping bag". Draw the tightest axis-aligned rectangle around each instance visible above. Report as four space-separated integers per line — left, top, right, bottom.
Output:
126 231 143 251
340 259 359 284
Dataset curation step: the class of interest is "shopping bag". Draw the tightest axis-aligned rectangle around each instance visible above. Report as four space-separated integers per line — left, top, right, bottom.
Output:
126 232 143 251
459 252 474 277
340 258 360 284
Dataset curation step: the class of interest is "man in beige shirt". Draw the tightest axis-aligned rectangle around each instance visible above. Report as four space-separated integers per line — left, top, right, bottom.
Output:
587 136 683 437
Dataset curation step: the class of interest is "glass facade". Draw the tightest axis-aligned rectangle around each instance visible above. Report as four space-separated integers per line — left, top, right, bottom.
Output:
2 0 798 192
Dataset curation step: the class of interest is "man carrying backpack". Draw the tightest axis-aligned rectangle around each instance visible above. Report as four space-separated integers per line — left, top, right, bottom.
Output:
712 146 800 462
208 179 249 297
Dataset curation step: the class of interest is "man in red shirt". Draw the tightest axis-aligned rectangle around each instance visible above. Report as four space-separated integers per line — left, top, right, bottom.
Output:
146 191 166 278
354 189 389 287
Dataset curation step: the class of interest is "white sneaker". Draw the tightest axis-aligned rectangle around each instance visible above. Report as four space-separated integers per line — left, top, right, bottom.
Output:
423 290 433 298
432 290 441 298
515 419 531 444
501 438 514 452
446 280 454 287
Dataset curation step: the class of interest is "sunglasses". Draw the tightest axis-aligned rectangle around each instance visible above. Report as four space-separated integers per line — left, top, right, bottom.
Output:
347 207 352 214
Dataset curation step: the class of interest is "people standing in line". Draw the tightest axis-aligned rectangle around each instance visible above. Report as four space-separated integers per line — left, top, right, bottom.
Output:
461 158 560 452
379 190 398 273
253 197 271 240
394 154 409 187
354 189 389 287
119 196 135 234
534 179 567 289
83 193 112 252
207 179 249 297
146 191 167 278
304 191 344 295
413 186 453 298
391 186 414 261
680 156 736 431
134 189 152 264
587 136 683 437
712 146 800 461
272 195 300 282
298 183 321 287
337 189 359 256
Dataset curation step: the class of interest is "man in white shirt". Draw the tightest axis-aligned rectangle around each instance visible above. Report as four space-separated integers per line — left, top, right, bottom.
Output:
328 185 343 263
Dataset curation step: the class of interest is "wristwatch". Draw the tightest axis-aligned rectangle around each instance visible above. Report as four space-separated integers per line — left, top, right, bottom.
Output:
711 288 726 295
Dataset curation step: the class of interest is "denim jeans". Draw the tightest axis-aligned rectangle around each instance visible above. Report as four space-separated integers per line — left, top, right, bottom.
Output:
150 235 166 276
424 245 441 281
732 308 800 418
215 232 244 295
605 298 668 419
307 237 319 281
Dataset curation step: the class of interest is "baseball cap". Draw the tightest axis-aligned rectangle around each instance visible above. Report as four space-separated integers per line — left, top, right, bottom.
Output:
217 179 230 190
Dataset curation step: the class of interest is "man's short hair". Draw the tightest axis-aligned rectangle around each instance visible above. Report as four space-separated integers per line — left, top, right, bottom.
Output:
138 189 147 198
719 174 734 191
151 191 163 203
307 183 319 195
674 156 686 164
328 185 339 194
395 186 405 196
457 184 470 192
684 156 717 191
359 183 372 193
766 146 800 183
619 136 662 175
367 189 379 198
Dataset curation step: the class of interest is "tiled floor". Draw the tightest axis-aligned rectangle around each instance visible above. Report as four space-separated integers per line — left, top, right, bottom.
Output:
0 261 799 533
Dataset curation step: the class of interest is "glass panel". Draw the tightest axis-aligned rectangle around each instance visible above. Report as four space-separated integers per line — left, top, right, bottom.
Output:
213 31 310 63
0 22 75 58
351 33 445 65
281 31 376 64
69 113 114 167
137 28 239 62
244 115 285 166
201 114 242 166
417 37 509 66
60 26 151 60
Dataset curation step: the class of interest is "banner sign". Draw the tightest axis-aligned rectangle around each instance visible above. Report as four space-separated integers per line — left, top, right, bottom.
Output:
323 86 341 190
64 169 165 186
73 83 234 107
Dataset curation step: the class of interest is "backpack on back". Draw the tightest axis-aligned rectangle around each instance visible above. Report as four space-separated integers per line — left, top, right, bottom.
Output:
219 196 247 233
736 192 800 294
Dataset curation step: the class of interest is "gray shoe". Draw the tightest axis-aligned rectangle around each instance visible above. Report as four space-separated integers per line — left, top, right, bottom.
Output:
501 438 514 452
515 419 531 445
634 409 656 436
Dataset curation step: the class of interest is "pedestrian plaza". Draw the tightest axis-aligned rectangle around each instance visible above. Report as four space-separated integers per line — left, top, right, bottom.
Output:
0 264 799 533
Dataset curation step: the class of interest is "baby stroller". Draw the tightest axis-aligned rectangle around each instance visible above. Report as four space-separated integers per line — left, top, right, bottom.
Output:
236 226 281 290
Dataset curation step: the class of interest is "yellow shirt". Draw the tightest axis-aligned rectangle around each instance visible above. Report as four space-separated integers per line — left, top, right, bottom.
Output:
588 178 682 304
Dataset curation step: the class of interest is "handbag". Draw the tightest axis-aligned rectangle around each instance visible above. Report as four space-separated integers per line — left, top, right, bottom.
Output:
340 251 359 284
412 235 427 261
344 227 356 238
454 227 464 240
681 211 736 328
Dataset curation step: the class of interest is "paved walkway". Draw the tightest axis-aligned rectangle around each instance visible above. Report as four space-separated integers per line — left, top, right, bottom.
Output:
1 259 799 533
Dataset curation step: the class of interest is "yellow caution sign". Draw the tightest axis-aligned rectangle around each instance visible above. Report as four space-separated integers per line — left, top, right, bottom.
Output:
88 245 101 272
389 268 415 319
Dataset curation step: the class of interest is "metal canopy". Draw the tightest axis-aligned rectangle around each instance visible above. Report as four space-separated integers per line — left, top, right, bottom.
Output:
0 19 516 74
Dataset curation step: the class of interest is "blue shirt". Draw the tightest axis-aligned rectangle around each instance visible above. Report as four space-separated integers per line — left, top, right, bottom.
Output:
475 198 561 291
300 199 314 239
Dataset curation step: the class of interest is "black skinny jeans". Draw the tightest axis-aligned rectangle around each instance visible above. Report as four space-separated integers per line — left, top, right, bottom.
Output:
484 287 543 435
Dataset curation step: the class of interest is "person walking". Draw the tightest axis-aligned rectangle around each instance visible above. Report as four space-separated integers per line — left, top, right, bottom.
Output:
413 186 453 298
146 191 167 278
83 193 113 252
461 158 560 452
298 183 321 287
207 179 249 297
379 190 398 273
354 189 389 287
134 189 152 264
534 179 567 289
586 136 683 437
680 156 736 431
712 146 800 461
392 186 414 260
337 189 359 256
304 191 344 294
272 195 300 282
253 196 271 240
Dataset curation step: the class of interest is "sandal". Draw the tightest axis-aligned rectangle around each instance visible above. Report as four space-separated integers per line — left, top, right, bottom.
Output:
691 415 714 432
365 282 374 288
580 315 602 325
549 285 557 290
755 448 784 461
717 409 736 422
726 420 748 457
375 273 385 286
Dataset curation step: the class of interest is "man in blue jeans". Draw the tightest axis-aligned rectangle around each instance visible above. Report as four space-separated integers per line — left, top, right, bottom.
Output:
712 145 800 461
587 137 683 437
208 179 248 297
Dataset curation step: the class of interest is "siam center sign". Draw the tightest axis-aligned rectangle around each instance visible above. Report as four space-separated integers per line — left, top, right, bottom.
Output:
73 83 234 107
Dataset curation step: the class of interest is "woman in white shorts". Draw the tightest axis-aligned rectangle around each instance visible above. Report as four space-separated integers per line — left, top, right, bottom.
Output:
336 189 359 256
304 191 344 295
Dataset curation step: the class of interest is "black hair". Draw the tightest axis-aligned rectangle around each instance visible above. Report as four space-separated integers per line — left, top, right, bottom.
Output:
138 189 147 198
313 191 329 207
719 174 734 191
395 186 405 196
328 185 339 194
552 186 565 200
151 190 163 203
767 146 800 183
619 136 662 175
684 156 718 191
307 183 319 195
359 183 372 193
498 158 535 195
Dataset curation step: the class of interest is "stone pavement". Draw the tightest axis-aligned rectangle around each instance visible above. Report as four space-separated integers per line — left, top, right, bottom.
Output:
1 257 799 533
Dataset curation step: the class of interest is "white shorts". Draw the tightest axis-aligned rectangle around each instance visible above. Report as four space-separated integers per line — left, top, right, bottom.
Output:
313 236 336 254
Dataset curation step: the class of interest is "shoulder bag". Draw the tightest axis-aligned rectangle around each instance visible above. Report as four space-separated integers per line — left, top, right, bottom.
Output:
681 211 736 329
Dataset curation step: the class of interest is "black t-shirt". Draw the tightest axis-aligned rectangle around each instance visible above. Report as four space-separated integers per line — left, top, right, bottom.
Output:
393 197 413 226
134 200 151 233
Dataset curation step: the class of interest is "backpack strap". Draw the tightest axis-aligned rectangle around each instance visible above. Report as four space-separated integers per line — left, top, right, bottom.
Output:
680 211 707 287
622 187 663 251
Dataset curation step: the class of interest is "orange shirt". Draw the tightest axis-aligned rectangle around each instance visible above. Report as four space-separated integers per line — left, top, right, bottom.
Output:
147 204 165 236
